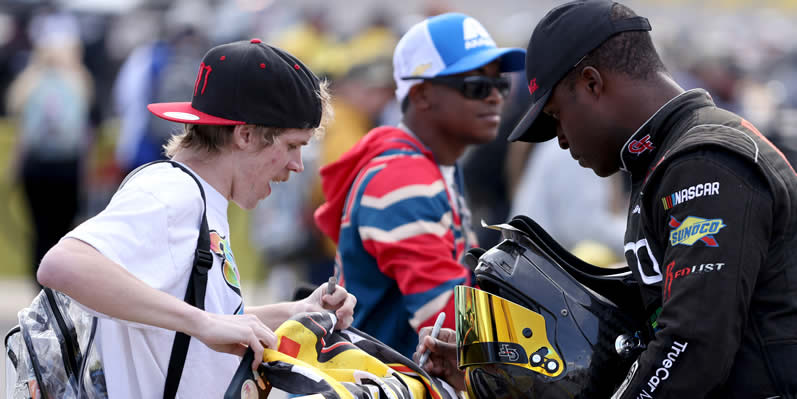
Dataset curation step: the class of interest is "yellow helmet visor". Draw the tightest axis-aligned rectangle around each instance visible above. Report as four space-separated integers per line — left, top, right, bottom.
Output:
455 285 563 378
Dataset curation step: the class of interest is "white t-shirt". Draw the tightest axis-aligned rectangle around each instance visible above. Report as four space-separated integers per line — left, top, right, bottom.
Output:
65 162 244 398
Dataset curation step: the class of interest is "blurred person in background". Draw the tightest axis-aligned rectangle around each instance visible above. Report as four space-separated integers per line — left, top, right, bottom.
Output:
678 54 745 115
112 0 211 176
336 12 402 126
320 56 397 168
461 69 532 249
510 138 628 266
761 49 797 167
0 8 34 117
314 12 524 358
271 5 339 78
334 10 398 76
310 56 397 290
5 11 95 285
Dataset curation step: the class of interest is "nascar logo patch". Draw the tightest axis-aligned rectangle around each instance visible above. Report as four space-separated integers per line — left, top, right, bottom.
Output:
668 216 725 247
662 182 719 210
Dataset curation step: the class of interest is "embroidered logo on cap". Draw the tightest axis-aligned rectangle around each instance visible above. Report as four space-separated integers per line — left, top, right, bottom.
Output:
528 78 539 95
411 63 432 76
193 63 212 96
462 17 495 50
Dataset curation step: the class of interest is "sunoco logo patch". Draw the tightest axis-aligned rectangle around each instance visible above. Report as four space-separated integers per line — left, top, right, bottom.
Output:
669 216 726 247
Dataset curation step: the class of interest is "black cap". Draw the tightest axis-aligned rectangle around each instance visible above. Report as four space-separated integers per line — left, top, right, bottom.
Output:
148 39 322 128
508 1 651 142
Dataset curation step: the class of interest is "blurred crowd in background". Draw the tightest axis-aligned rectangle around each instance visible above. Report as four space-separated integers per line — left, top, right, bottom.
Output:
2 0 797 301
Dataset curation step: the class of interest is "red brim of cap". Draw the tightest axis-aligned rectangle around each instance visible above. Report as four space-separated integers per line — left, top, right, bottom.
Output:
147 102 246 125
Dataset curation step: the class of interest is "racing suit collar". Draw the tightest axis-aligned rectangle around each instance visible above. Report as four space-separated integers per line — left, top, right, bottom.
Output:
619 89 715 178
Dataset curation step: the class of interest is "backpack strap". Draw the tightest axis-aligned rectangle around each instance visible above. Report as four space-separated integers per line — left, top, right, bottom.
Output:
118 160 213 399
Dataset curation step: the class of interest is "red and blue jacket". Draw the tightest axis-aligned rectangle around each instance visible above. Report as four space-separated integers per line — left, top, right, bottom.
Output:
315 126 475 358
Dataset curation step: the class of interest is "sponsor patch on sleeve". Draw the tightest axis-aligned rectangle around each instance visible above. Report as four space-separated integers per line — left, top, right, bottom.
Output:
642 340 688 396
612 340 689 399
661 182 719 210
668 216 726 247
664 261 726 300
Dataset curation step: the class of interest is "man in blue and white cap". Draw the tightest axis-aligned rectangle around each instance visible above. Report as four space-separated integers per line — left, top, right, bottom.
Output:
314 12 524 358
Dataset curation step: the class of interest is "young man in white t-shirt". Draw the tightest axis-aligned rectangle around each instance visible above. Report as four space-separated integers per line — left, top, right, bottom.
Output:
36 39 355 398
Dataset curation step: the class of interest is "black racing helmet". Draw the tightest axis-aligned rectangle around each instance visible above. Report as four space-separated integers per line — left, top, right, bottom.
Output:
456 215 649 399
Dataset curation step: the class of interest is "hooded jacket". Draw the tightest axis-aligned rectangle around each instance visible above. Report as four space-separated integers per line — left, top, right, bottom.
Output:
315 126 474 358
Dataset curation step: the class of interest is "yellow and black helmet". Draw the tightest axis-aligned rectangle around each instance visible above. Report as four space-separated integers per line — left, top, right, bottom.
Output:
456 215 648 399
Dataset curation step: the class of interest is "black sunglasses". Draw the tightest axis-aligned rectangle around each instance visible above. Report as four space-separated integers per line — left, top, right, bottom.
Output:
421 75 511 100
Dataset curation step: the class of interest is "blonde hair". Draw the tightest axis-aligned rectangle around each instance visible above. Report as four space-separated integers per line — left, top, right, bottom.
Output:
164 80 333 157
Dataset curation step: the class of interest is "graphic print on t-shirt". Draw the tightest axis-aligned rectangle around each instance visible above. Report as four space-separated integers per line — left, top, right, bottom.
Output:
209 231 242 313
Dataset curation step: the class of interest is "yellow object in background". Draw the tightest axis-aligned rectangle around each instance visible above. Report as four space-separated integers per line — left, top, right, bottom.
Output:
570 239 623 268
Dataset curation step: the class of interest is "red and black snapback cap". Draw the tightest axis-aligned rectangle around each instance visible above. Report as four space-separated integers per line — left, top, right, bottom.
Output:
508 1 651 143
148 39 322 128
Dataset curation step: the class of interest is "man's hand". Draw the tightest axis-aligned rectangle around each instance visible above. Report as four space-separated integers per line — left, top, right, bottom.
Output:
413 326 465 391
192 312 277 371
300 280 357 330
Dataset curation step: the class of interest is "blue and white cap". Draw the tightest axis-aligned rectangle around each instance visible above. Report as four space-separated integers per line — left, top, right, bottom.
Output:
393 12 525 103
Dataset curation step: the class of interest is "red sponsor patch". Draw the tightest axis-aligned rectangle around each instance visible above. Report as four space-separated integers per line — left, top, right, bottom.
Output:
628 134 655 154
664 261 676 300
278 336 301 358
663 261 696 301
664 260 725 301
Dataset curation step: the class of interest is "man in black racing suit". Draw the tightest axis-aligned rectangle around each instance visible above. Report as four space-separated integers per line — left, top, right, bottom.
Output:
503 1 797 397
611 88 797 398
